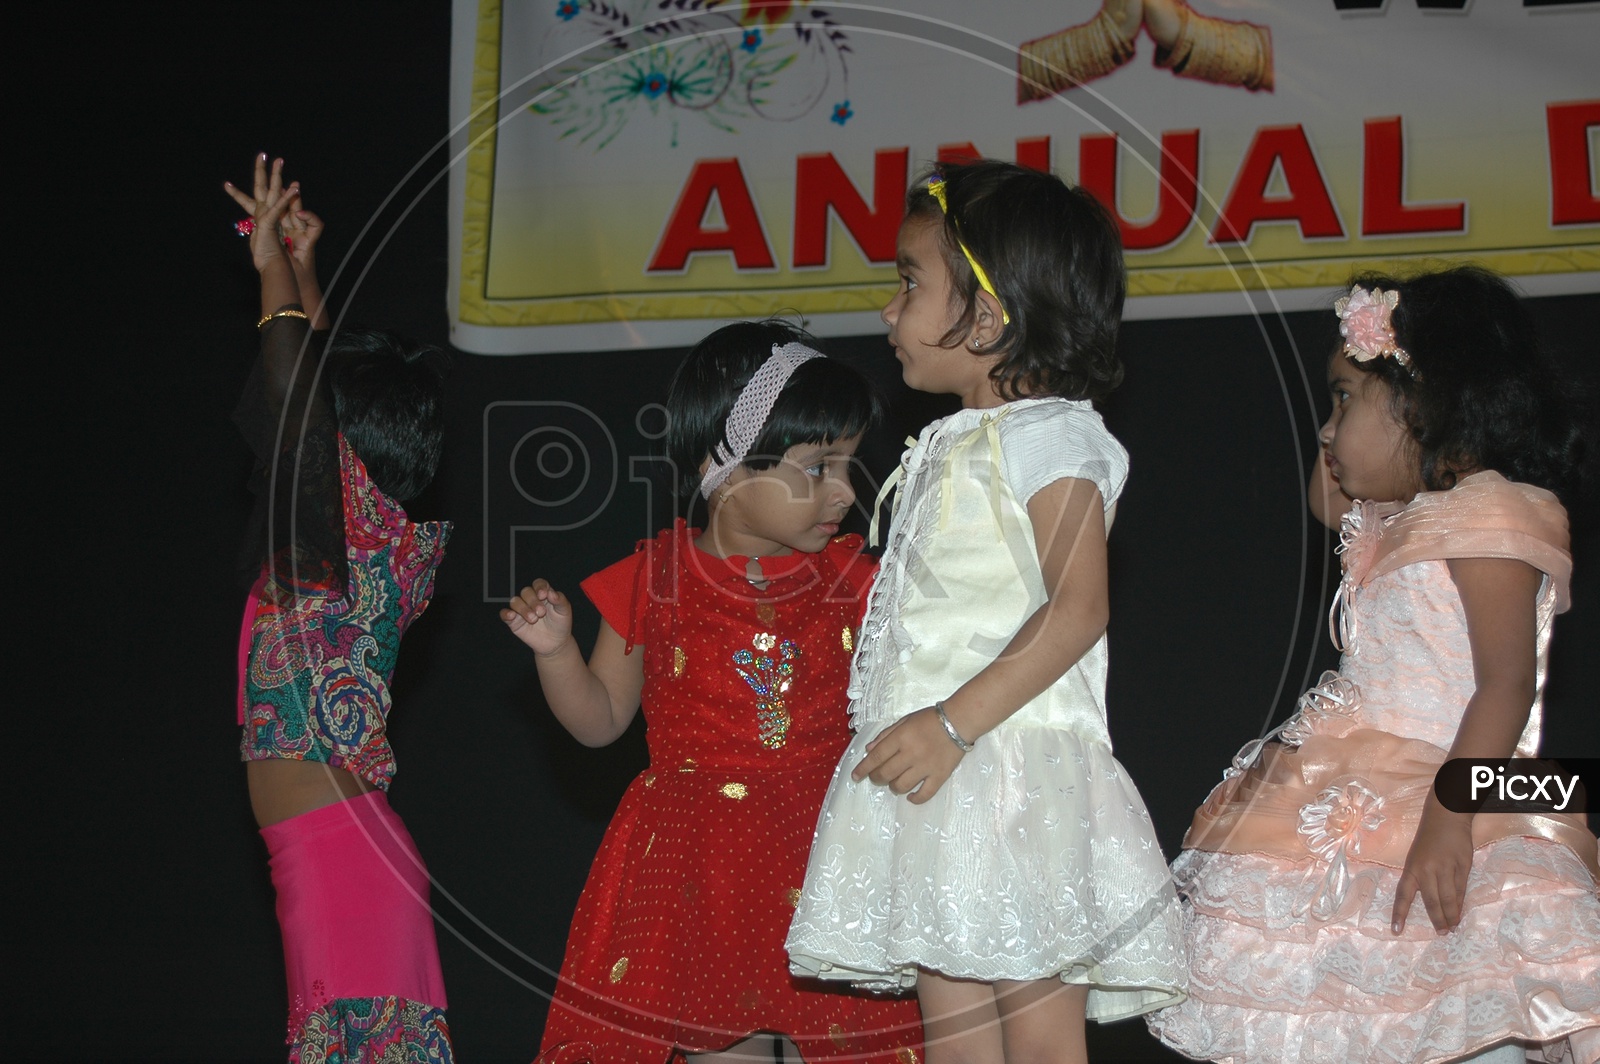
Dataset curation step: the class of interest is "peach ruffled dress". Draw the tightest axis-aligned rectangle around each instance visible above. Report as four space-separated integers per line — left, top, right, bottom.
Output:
1147 472 1599 1064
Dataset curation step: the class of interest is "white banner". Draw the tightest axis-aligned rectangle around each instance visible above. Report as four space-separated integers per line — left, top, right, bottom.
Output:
448 0 1599 353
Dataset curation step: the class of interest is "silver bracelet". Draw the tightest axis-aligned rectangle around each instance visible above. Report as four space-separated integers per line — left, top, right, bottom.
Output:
934 701 974 753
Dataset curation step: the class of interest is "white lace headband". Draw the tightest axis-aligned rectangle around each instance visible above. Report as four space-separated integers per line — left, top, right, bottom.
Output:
699 342 824 499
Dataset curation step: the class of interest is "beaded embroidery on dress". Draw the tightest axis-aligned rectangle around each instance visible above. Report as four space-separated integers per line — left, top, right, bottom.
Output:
537 526 923 1064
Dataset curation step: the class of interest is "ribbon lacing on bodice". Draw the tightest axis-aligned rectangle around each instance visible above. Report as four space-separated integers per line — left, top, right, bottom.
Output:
855 412 1013 729
868 412 1011 549
1224 671 1362 782
866 435 917 549
1328 500 1385 652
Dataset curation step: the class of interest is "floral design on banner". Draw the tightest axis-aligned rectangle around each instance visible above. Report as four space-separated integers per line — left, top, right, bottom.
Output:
530 0 854 148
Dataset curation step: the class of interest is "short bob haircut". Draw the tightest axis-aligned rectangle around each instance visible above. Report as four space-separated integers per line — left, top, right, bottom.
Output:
329 328 450 502
666 319 878 499
905 158 1126 402
1341 264 1587 504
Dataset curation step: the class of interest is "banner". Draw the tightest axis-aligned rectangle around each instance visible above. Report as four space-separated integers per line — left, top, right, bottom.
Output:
447 0 1599 353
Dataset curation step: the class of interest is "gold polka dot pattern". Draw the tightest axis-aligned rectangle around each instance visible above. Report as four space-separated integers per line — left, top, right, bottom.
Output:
541 525 923 1062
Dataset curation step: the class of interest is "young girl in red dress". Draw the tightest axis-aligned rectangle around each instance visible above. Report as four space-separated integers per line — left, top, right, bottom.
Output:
502 321 923 1063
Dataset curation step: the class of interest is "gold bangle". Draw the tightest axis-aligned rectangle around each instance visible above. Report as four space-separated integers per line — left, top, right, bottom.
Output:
1155 8 1273 92
1017 8 1136 103
256 308 309 330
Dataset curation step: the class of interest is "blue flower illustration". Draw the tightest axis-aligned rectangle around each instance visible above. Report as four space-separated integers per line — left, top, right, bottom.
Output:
529 5 858 148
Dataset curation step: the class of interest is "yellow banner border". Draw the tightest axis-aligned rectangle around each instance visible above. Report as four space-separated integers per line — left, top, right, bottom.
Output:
457 1 1598 330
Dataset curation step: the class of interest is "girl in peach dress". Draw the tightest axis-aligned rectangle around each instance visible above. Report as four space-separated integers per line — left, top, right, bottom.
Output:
1146 266 1598 1064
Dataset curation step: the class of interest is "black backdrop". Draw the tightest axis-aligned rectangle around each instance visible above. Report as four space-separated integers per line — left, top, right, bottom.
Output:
18 6 1596 1062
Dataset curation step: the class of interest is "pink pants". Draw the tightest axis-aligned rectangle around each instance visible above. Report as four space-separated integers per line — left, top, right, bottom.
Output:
261 791 448 1034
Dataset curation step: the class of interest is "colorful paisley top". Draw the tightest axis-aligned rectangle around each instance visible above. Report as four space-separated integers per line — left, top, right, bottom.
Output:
238 436 448 789
233 313 449 790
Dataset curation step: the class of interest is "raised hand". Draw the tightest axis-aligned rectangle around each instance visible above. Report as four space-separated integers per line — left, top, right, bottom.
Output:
1108 0 1144 41
852 705 968 804
222 154 323 267
1141 0 1184 48
501 579 576 657
278 192 325 273
224 153 300 274
226 154 332 328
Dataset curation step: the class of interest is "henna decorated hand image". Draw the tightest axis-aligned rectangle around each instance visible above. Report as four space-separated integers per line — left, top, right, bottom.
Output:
1018 0 1273 102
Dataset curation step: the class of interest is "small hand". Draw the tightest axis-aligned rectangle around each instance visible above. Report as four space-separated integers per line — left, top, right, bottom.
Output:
851 705 966 804
223 153 300 273
279 193 325 272
1391 806 1474 934
500 578 575 657
1104 0 1143 40
1141 0 1185 48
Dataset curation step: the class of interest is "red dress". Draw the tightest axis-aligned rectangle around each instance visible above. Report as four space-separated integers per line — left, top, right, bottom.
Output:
538 523 923 1064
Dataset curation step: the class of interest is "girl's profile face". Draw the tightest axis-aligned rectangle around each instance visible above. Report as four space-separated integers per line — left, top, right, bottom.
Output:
1320 354 1422 504
706 435 862 559
882 216 1001 408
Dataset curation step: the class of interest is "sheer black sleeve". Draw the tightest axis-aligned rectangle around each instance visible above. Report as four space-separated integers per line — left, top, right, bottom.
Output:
234 310 347 593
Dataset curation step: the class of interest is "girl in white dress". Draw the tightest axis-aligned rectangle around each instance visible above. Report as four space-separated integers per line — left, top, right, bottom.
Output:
787 159 1185 1064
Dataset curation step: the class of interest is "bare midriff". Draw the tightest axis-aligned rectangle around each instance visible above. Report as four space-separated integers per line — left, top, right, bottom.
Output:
247 758 377 828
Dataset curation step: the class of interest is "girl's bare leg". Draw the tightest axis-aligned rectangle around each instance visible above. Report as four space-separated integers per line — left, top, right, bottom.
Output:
688 1034 796 1062
994 978 1089 1064
918 970 1003 1064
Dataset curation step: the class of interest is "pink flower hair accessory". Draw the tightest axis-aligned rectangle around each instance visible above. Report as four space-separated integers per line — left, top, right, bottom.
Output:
1334 285 1414 373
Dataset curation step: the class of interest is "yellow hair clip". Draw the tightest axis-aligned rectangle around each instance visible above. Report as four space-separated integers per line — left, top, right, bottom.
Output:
927 178 1010 325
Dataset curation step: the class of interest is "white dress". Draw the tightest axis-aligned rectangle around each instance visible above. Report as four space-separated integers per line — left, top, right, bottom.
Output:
786 398 1187 1022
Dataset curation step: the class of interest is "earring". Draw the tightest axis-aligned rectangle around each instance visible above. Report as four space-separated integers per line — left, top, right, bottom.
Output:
717 489 732 504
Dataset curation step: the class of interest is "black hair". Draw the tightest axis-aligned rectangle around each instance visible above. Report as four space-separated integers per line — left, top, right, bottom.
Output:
328 328 449 501
1342 264 1587 504
905 158 1126 402
665 319 878 498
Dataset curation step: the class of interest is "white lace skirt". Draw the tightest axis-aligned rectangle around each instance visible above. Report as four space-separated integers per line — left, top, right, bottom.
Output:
1146 838 1600 1064
785 720 1187 1022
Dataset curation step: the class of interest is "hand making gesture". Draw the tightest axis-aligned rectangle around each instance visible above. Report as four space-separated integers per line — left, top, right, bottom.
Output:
224 153 329 330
